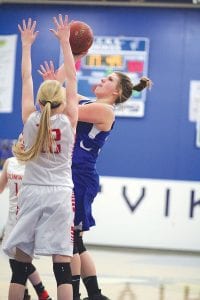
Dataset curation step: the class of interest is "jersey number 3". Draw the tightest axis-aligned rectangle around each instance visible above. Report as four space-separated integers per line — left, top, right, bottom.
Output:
50 128 61 154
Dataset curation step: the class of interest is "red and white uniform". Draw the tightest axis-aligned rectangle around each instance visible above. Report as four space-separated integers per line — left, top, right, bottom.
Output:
2 157 25 244
4 111 75 258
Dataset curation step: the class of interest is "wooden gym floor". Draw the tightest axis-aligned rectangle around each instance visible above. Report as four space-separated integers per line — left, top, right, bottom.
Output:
0 243 200 300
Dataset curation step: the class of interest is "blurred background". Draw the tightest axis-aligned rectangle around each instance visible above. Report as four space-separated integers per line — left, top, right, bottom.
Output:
0 0 200 299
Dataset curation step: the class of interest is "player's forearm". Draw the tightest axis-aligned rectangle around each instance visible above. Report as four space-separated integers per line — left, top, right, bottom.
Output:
21 45 32 81
60 40 76 84
55 64 66 84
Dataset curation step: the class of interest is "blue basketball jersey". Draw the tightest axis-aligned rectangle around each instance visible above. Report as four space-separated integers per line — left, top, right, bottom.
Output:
72 100 114 171
72 99 115 230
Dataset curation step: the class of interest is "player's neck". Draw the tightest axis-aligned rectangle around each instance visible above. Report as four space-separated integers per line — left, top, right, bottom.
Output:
96 97 115 105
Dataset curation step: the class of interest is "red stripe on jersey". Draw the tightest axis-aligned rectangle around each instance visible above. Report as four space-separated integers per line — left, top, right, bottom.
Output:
71 226 74 243
71 191 75 212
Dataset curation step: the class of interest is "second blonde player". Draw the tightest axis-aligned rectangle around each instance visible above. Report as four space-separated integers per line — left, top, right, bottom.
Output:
3 14 78 300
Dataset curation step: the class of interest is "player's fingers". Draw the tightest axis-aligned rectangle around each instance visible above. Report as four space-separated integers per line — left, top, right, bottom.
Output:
49 29 57 36
22 19 26 30
44 61 50 71
63 15 68 26
49 60 55 72
53 16 60 28
40 64 46 73
18 24 22 33
37 70 43 76
58 14 64 26
27 18 32 29
31 20 37 32
34 31 39 38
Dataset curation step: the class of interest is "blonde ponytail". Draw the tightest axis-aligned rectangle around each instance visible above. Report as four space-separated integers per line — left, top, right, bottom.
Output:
13 80 64 162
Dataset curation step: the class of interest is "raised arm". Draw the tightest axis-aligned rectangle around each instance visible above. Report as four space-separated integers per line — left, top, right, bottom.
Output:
38 60 86 103
18 18 38 124
0 159 9 193
50 14 78 129
54 50 87 84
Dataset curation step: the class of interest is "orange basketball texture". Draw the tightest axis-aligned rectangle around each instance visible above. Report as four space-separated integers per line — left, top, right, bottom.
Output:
69 21 94 55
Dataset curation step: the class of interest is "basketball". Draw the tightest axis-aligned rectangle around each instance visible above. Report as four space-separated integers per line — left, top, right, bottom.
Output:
69 21 94 55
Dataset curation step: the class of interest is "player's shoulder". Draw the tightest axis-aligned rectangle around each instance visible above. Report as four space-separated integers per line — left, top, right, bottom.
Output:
51 113 71 124
3 157 16 171
24 111 40 126
7 157 19 167
24 110 38 121
5 156 16 164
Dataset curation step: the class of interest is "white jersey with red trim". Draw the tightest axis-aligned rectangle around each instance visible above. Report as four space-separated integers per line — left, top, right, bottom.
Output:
6 157 25 213
2 157 25 244
22 111 75 187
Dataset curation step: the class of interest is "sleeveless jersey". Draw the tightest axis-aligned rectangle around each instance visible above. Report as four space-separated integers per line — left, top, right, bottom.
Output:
1 157 25 244
6 157 25 214
72 100 114 172
23 111 75 187
72 99 114 230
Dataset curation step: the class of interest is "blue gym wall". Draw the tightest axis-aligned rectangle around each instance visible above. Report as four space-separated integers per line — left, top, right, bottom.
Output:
0 3 200 181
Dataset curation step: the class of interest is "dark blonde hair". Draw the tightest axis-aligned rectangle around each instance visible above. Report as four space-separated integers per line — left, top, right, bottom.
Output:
114 72 151 104
13 80 65 161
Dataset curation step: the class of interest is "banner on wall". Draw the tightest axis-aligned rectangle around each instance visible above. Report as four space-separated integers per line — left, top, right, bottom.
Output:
189 80 200 147
0 34 17 113
84 176 200 252
61 36 149 117
0 174 199 251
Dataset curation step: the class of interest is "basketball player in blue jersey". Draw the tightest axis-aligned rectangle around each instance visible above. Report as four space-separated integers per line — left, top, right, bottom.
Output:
39 57 152 300
3 14 78 300
0 134 52 300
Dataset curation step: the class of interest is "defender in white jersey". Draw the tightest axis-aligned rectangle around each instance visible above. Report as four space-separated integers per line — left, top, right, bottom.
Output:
0 135 52 300
1 156 25 243
3 15 78 300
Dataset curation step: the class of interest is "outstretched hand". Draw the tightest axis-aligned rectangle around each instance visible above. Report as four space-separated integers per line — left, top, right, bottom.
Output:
18 18 39 46
38 60 57 81
50 14 70 43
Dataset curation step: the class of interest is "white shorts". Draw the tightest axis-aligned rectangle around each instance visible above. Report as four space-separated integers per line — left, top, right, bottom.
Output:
3 185 74 258
2 212 17 243
2 211 17 247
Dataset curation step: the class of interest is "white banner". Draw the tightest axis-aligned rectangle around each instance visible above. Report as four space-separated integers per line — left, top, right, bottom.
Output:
0 34 17 113
85 176 200 252
1 175 199 251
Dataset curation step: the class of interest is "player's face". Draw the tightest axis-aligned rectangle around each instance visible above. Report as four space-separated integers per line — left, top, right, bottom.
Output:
17 134 24 150
94 72 120 99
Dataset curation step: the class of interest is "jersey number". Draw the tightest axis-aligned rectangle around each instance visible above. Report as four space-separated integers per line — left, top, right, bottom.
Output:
51 129 61 154
36 125 61 154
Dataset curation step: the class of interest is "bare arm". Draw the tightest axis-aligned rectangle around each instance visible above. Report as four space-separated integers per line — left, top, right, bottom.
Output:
78 103 115 131
0 159 9 193
38 53 87 102
50 14 78 129
18 18 38 123
37 60 114 130
54 50 88 84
